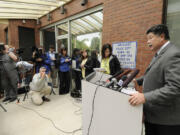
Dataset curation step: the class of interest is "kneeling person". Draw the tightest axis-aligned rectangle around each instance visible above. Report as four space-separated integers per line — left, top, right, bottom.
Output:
30 67 51 105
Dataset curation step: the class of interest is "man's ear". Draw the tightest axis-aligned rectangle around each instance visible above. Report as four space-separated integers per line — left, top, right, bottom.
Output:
160 33 165 41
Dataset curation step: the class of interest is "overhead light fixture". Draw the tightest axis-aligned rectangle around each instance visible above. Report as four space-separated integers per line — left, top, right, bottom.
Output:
47 13 52 21
22 19 26 24
36 18 41 25
60 5 67 14
81 0 88 6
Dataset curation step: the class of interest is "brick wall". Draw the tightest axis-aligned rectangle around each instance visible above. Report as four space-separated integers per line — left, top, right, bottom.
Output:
103 0 163 77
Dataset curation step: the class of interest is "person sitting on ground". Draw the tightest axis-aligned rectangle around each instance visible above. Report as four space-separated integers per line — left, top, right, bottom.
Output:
29 66 51 105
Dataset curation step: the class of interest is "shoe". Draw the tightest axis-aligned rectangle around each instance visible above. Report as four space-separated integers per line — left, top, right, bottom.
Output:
3 97 11 102
42 96 50 102
9 97 17 102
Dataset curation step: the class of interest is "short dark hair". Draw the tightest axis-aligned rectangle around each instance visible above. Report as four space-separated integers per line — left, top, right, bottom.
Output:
101 43 112 59
61 47 67 56
49 45 55 49
91 50 98 59
146 24 170 40
0 43 5 50
81 49 88 60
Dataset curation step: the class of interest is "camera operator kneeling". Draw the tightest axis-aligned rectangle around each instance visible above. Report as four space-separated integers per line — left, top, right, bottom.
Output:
29 67 51 105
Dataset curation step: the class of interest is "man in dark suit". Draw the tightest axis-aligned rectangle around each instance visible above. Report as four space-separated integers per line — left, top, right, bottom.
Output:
129 24 180 135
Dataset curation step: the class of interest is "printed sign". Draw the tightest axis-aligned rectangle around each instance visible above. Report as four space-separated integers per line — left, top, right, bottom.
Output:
113 41 137 69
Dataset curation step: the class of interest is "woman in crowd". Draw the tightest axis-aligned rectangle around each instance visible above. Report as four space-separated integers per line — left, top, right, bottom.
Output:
80 50 88 79
72 48 82 91
59 47 71 95
32 48 46 73
101 43 121 75
85 50 100 77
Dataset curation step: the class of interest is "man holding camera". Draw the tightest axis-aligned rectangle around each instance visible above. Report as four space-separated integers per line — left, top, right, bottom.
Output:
0 43 19 102
29 66 51 105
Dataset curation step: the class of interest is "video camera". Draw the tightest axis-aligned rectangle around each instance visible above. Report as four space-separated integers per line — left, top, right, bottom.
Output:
16 48 24 55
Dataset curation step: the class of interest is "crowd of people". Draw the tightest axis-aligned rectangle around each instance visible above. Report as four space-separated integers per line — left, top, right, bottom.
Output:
0 43 121 105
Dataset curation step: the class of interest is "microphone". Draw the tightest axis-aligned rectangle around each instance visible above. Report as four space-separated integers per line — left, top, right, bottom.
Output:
105 78 117 88
121 69 140 88
116 69 131 81
107 69 124 81
117 75 127 87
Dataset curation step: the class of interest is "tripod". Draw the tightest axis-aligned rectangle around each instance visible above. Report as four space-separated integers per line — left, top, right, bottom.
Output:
17 56 31 101
0 56 7 112
0 104 7 112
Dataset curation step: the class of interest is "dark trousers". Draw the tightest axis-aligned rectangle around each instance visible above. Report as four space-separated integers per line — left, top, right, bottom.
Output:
145 122 180 135
74 70 81 91
1 69 18 98
59 71 70 94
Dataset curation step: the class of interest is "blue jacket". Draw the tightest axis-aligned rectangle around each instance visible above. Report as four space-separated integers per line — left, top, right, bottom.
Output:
43 53 51 73
73 56 81 69
59 56 71 72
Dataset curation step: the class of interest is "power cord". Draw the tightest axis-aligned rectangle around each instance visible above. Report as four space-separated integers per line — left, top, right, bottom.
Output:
74 108 82 115
68 96 82 116
16 103 82 135
87 72 104 135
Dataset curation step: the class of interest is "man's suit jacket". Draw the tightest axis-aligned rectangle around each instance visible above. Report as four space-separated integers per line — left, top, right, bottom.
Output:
137 43 180 125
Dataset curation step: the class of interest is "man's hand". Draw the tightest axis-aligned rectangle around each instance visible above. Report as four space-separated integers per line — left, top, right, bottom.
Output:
129 93 145 106
40 72 46 79
65 59 69 62
81 64 84 68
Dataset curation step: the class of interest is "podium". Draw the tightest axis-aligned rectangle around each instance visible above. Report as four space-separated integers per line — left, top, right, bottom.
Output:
82 72 143 135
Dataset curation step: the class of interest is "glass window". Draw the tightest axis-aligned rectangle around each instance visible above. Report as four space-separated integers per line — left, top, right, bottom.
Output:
57 22 68 36
71 11 103 54
167 0 180 46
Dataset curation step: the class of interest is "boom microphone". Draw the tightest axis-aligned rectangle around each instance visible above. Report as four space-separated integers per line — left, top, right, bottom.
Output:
121 69 140 88
117 75 127 87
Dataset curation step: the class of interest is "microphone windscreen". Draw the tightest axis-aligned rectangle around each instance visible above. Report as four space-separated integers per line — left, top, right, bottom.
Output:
116 69 131 81
108 69 124 81
122 69 140 87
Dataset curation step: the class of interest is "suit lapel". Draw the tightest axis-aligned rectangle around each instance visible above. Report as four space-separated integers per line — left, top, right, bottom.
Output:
145 43 172 74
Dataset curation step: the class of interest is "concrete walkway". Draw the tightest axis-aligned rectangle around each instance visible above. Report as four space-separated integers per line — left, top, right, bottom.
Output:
0 89 82 135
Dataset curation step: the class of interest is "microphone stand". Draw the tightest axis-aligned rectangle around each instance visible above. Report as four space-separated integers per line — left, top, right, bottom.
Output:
0 55 7 112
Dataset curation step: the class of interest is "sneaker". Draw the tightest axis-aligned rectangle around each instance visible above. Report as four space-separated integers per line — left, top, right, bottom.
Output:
42 96 50 102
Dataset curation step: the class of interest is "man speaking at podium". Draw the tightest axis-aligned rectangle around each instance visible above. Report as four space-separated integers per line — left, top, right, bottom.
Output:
129 24 180 135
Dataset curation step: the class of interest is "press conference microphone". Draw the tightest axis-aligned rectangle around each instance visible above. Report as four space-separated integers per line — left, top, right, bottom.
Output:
117 75 128 87
107 69 124 81
105 78 117 88
116 69 131 81
121 69 140 88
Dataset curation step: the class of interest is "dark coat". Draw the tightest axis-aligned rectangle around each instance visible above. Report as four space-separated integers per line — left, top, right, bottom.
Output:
109 55 121 75
84 57 100 77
